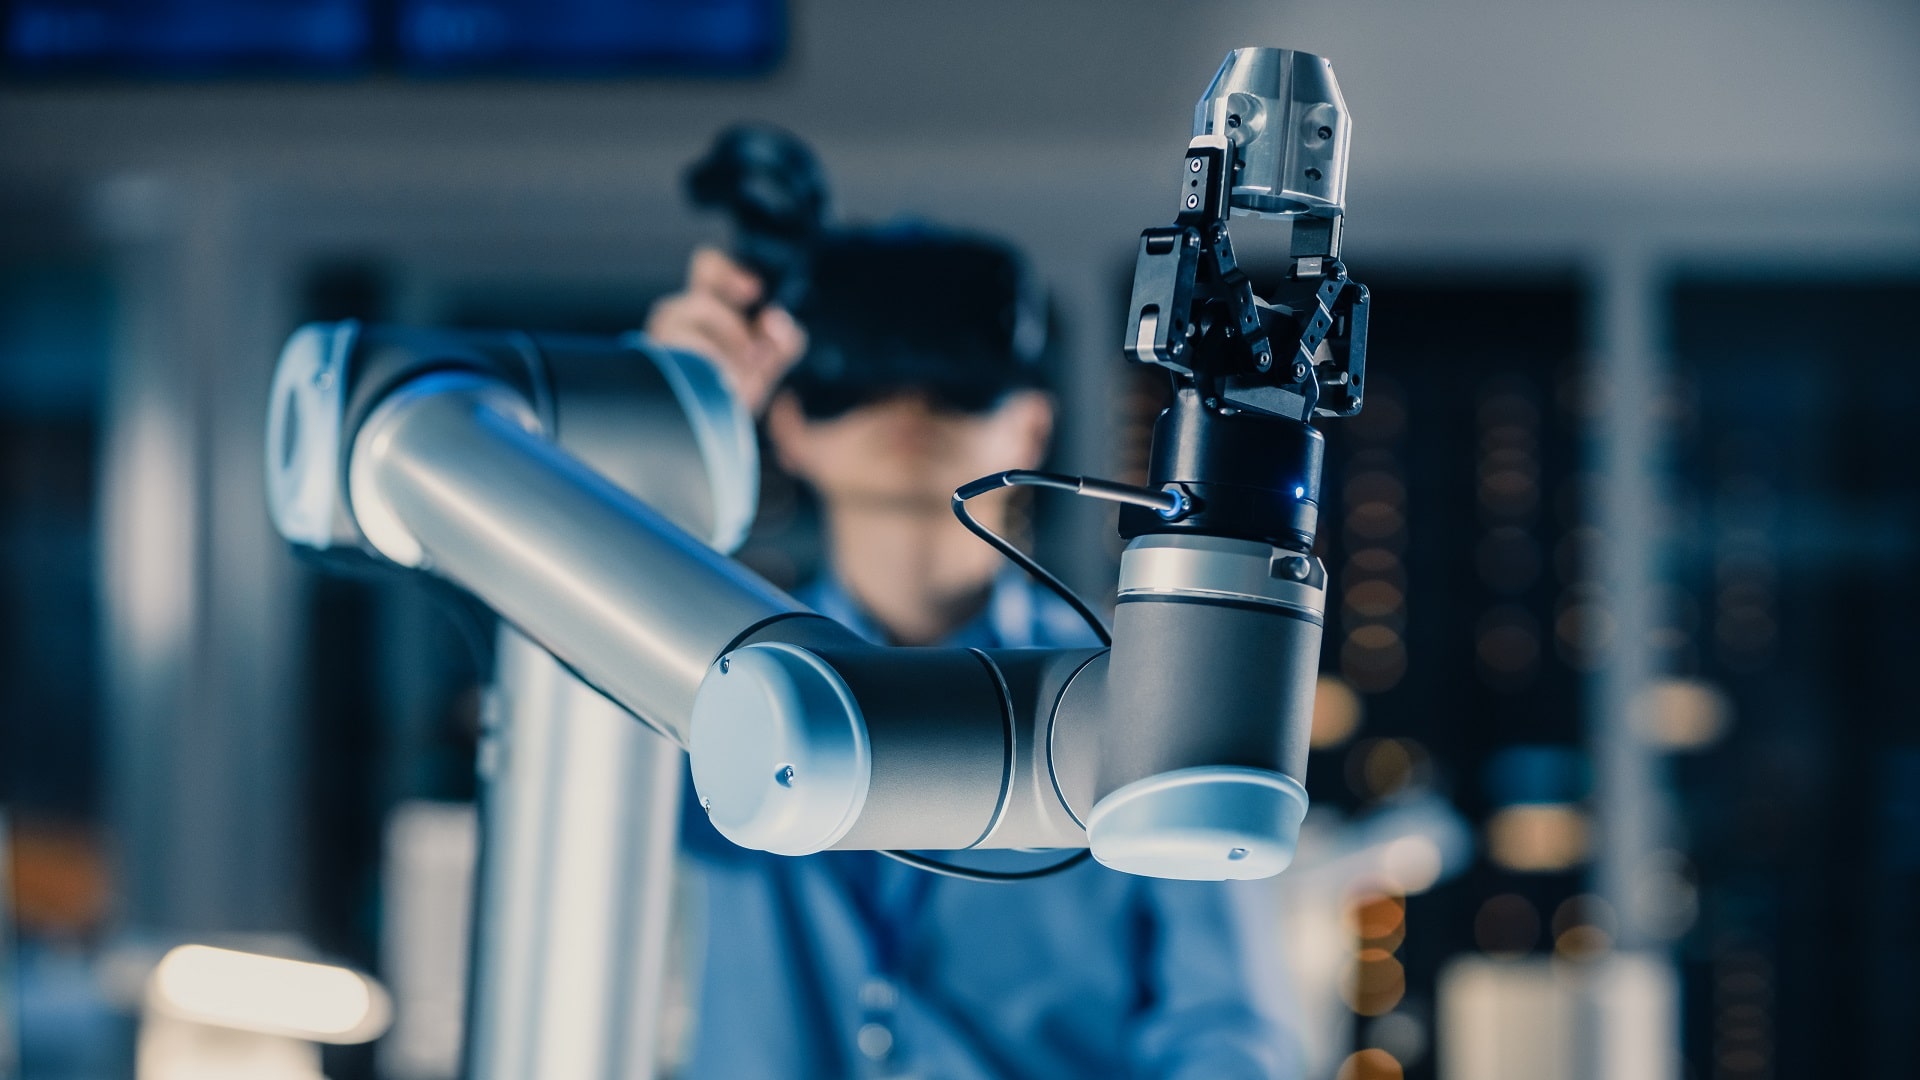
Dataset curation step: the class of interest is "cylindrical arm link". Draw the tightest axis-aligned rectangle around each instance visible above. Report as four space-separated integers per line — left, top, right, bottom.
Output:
348 372 799 744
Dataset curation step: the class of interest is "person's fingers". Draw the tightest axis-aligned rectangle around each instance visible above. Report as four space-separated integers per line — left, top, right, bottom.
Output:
646 283 806 416
732 307 808 409
687 247 763 310
754 304 808 366
647 292 756 364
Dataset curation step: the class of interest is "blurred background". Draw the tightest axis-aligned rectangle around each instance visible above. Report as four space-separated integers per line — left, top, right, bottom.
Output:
2 1 1917 1078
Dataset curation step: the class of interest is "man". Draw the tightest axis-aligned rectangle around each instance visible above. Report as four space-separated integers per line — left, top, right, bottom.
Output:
646 226 1300 1079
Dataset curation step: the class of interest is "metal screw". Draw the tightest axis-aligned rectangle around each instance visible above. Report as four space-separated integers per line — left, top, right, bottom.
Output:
701 798 713 815
776 764 796 787
1189 157 1203 173
1256 352 1272 371
1293 362 1309 381
1226 113 1241 128
1317 125 1333 139
1185 234 1199 248
1228 847 1249 861
1185 193 1200 209
719 656 730 673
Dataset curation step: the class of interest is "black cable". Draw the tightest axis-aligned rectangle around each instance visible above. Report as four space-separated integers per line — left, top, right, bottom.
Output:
881 848 1094 882
948 469 1187 649
871 470 1191 884
558 468 1177 886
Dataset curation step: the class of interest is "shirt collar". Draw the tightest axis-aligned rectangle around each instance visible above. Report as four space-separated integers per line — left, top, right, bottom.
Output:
798 568 1044 650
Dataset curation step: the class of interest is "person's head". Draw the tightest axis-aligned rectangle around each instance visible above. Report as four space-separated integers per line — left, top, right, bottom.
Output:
766 226 1054 515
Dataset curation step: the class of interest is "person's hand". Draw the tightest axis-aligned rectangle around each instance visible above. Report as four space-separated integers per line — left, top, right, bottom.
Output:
644 247 807 417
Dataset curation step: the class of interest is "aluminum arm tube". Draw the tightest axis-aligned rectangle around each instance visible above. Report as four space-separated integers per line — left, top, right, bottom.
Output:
348 371 799 744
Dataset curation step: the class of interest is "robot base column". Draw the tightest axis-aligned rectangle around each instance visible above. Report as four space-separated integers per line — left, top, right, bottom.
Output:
466 628 683 1080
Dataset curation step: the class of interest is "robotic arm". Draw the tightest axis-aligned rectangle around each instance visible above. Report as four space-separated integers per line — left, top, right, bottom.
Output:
264 47 1367 883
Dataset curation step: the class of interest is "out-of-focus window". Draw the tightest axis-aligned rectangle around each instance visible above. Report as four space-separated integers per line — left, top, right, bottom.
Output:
0 262 109 823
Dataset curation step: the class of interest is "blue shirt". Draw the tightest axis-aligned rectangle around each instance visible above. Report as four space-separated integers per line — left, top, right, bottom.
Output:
680 572 1303 1079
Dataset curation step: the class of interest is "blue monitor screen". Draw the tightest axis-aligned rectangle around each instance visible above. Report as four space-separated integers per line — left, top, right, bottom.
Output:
399 0 783 73
2 0 785 76
4 0 371 73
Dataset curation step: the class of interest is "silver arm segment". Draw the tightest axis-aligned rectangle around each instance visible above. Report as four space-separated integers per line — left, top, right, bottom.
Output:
346 369 796 746
268 322 1104 856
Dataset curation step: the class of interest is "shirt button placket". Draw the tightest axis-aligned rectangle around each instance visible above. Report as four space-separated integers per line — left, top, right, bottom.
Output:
857 978 904 1075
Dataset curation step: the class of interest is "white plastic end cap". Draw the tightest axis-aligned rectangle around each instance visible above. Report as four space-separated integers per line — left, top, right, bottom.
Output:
688 643 871 856
264 321 353 549
1085 766 1308 880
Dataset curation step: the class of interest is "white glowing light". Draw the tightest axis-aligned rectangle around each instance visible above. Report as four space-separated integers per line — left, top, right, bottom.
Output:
150 945 392 1044
1377 836 1443 895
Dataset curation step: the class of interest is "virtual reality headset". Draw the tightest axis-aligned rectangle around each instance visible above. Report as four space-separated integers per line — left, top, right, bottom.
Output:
782 225 1049 419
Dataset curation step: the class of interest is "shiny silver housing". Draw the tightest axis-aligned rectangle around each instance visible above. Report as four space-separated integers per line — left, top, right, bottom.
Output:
1193 47 1351 219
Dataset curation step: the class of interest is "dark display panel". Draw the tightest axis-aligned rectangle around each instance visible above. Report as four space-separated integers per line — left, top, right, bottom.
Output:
1668 279 1920 1080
